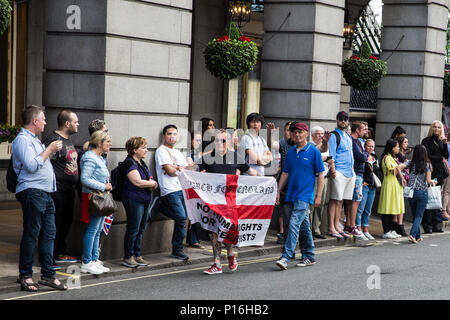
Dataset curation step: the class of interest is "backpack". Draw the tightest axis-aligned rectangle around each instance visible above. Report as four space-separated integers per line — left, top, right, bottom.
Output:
111 161 128 201
6 155 20 193
330 130 341 151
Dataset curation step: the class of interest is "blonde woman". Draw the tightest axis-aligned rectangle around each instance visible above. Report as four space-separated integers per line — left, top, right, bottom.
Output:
80 130 112 275
421 121 449 233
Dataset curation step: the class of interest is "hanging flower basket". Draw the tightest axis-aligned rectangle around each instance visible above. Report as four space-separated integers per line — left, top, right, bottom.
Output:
342 41 387 90
203 34 258 80
0 0 12 36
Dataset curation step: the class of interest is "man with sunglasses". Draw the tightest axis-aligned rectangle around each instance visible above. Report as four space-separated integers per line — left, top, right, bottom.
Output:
199 129 257 275
327 111 356 239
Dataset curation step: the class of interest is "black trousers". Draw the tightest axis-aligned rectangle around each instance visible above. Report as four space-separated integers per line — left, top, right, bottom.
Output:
381 215 394 234
51 188 75 257
422 209 442 232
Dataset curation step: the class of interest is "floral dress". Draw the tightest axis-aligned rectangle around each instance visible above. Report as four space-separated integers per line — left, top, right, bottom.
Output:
377 154 404 215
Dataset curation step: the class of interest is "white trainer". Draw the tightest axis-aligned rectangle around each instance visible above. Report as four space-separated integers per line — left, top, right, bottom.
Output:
382 231 395 239
81 261 104 275
95 260 110 273
390 230 402 238
363 232 375 240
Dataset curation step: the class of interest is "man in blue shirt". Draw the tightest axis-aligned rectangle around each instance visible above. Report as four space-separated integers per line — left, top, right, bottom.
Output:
275 122 324 270
326 111 356 239
12 105 67 292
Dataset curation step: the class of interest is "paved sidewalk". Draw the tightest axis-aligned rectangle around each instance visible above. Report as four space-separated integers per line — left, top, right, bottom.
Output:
0 202 448 295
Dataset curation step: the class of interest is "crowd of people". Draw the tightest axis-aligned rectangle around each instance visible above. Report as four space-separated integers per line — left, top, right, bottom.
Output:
10 105 450 290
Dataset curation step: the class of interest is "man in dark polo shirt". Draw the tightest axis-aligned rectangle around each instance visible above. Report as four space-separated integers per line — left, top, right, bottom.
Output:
275 122 325 270
199 129 257 275
43 110 79 265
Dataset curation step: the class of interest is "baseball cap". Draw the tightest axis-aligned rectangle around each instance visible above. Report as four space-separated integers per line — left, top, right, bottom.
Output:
289 122 309 132
336 111 349 120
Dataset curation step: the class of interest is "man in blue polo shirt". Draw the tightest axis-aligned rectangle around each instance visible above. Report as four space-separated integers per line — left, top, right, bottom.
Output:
275 122 325 270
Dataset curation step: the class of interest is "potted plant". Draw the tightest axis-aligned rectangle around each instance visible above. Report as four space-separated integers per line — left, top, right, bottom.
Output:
0 0 12 36
0 123 21 158
342 41 387 90
203 23 258 80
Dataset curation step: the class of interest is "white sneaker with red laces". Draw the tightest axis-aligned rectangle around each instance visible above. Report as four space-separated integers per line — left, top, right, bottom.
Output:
228 255 238 272
203 263 223 275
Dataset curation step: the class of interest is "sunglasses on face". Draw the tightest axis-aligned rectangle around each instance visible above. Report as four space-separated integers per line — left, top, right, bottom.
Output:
338 117 348 122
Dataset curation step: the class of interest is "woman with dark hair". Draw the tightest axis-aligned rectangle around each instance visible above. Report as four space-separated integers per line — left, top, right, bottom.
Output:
407 145 436 243
201 117 215 153
390 126 407 141
377 139 407 239
393 135 411 236
121 137 158 268
421 120 449 233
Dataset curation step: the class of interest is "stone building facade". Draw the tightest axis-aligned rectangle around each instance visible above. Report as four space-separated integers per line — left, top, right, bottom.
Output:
0 0 448 259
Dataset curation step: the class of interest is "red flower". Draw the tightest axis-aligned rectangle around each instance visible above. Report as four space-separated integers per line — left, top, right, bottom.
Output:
369 55 378 60
216 35 230 42
350 55 360 60
238 36 251 42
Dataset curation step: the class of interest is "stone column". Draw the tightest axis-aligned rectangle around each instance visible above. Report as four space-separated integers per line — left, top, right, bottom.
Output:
375 0 449 149
42 0 192 259
260 0 345 132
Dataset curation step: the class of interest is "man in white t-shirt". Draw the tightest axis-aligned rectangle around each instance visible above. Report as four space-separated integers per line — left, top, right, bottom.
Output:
239 112 273 176
155 124 192 260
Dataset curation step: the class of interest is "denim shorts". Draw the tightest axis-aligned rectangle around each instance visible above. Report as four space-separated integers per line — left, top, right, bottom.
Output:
352 175 364 202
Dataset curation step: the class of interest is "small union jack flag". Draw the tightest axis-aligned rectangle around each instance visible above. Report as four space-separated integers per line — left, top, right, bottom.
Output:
103 214 114 235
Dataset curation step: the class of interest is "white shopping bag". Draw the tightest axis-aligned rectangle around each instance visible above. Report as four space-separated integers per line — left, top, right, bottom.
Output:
426 185 442 210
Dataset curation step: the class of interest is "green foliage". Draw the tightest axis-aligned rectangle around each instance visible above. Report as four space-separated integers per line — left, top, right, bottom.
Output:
0 123 21 143
443 72 450 106
203 37 258 80
0 0 12 36
359 41 372 60
224 22 240 41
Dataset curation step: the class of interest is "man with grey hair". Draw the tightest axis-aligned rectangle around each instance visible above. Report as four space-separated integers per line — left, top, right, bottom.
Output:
12 105 67 291
310 126 334 239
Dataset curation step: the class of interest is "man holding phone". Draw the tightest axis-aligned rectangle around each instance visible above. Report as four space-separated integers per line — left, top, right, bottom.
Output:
43 110 80 266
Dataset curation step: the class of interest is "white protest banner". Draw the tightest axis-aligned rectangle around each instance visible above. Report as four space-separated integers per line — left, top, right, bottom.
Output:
179 171 277 247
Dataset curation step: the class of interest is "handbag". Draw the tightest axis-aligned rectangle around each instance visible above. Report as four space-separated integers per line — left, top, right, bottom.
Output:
426 185 442 210
372 172 382 188
88 190 118 217
403 176 417 199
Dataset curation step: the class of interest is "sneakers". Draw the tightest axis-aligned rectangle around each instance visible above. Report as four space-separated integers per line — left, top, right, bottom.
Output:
135 256 149 266
228 255 238 272
122 256 139 268
351 227 368 240
170 251 189 261
363 232 375 240
382 231 399 239
81 261 103 275
203 263 223 275
390 230 402 238
54 254 78 263
296 258 316 267
94 260 110 273
276 258 288 270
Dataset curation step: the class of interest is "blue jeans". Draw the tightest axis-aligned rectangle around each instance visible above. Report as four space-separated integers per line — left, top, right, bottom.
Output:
161 191 187 252
356 185 376 227
281 200 315 262
82 215 105 264
16 188 56 279
123 198 151 258
409 190 428 239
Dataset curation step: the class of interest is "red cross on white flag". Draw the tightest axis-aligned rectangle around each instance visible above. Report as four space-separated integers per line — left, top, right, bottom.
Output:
179 171 277 247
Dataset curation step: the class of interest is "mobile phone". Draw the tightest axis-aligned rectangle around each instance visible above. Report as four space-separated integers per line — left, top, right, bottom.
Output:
326 156 332 162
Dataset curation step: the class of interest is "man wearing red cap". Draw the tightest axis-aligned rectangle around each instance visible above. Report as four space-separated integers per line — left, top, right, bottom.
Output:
275 122 325 270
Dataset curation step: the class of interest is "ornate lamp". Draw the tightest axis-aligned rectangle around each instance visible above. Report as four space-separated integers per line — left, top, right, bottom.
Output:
228 0 252 27
343 8 355 46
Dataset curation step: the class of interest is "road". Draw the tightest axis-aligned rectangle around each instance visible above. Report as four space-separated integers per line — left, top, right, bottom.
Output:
2 232 450 302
